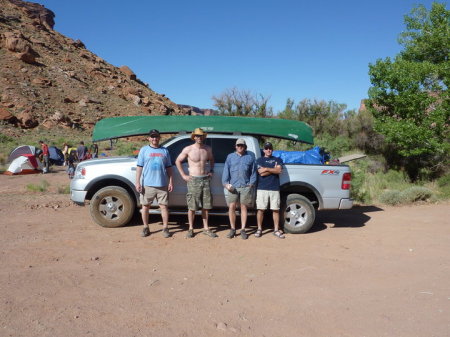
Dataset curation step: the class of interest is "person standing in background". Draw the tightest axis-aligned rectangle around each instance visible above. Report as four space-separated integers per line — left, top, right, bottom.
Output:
39 140 49 173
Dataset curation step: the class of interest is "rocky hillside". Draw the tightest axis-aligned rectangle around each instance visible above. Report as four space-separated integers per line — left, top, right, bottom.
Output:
0 0 207 137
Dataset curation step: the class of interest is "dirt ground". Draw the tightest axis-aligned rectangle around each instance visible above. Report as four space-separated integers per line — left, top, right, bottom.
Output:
0 167 449 337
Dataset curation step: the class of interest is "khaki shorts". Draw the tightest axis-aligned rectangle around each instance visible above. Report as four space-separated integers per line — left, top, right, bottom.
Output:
256 190 280 210
187 176 212 211
225 186 255 207
140 186 168 206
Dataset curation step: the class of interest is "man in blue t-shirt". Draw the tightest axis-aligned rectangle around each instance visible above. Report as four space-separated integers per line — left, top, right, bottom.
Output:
255 142 285 239
135 129 173 238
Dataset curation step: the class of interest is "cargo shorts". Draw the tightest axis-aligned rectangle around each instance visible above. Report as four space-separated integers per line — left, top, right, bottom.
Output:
140 186 168 206
187 176 212 211
225 186 255 207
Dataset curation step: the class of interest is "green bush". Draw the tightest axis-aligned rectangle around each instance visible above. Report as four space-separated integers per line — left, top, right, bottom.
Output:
57 185 70 194
350 159 371 204
114 140 141 156
314 134 352 157
436 174 450 198
26 180 50 192
400 186 433 203
379 190 402 205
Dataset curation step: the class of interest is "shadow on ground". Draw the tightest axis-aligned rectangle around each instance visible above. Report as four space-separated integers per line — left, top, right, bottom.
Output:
124 205 384 236
312 205 384 233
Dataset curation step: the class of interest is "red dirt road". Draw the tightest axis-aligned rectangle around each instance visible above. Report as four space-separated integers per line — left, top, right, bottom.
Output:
1 168 449 337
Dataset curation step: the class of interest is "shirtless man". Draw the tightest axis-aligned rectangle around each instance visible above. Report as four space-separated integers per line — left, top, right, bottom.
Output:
175 128 218 238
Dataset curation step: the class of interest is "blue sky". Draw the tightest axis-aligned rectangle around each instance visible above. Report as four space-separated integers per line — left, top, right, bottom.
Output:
35 0 439 113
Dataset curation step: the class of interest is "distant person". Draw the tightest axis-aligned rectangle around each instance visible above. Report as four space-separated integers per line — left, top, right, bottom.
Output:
62 142 69 166
255 142 285 239
135 129 173 238
175 128 217 238
77 141 88 162
90 143 99 158
67 150 76 179
222 138 257 239
39 140 49 173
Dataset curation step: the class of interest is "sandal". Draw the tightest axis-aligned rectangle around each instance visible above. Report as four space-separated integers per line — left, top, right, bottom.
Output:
273 230 285 239
162 227 170 238
202 229 218 238
254 229 262 238
185 229 194 239
226 229 236 239
240 230 248 240
141 227 150 237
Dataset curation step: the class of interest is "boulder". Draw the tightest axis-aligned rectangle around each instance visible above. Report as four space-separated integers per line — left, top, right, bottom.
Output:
32 77 52 87
0 108 18 124
1 31 39 64
17 110 38 128
119 66 136 80
1 31 29 53
9 0 55 29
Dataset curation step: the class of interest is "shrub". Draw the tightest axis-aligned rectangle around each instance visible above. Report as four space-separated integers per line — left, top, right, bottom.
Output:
400 186 433 203
379 190 402 205
57 185 70 194
26 180 50 192
436 174 450 199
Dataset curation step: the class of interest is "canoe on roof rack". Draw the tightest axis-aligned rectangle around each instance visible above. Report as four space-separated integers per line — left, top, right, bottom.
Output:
92 115 314 144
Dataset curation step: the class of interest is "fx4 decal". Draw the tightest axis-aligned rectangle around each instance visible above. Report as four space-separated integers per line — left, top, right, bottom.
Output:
321 170 340 175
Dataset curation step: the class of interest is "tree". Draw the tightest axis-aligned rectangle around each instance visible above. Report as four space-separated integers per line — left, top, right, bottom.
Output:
367 2 449 180
212 87 273 117
279 98 348 137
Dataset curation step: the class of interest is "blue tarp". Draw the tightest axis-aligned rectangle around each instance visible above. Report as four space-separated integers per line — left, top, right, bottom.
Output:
273 146 330 164
48 146 64 165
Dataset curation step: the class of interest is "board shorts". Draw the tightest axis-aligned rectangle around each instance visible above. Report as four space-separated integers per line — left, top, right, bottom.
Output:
140 186 169 206
225 186 255 207
256 190 280 210
187 176 212 211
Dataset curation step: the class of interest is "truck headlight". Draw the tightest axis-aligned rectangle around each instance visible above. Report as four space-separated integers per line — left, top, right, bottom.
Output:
74 166 86 179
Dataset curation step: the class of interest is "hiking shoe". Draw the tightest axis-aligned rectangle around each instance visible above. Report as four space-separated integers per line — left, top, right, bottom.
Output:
226 229 236 239
254 229 262 238
240 230 248 240
185 229 194 239
202 229 218 238
162 227 170 238
141 227 150 237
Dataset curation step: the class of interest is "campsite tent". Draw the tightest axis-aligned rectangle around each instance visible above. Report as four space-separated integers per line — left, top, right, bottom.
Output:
49 146 64 165
8 145 37 162
4 154 42 175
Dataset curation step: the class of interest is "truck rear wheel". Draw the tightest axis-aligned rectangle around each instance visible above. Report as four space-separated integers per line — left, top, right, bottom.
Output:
90 186 135 228
282 194 315 234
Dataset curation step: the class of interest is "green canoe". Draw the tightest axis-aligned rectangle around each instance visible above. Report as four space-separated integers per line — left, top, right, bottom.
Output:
92 115 313 144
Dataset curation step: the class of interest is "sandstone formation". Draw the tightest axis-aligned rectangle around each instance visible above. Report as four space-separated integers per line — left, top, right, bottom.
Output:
0 0 210 134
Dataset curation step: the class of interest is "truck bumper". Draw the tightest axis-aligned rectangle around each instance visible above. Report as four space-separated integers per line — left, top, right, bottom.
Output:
71 189 87 205
339 198 353 209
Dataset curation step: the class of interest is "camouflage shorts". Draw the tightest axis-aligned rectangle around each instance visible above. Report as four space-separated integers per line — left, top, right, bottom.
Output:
186 176 212 211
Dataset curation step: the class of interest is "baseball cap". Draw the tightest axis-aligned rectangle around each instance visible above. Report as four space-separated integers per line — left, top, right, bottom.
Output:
149 129 160 137
263 142 273 149
236 138 246 146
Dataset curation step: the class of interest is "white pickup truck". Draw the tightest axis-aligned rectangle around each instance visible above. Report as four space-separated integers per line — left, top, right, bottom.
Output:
70 134 353 234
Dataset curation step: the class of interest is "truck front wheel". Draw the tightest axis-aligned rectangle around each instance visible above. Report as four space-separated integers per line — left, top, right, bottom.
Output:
90 186 135 228
282 194 315 234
